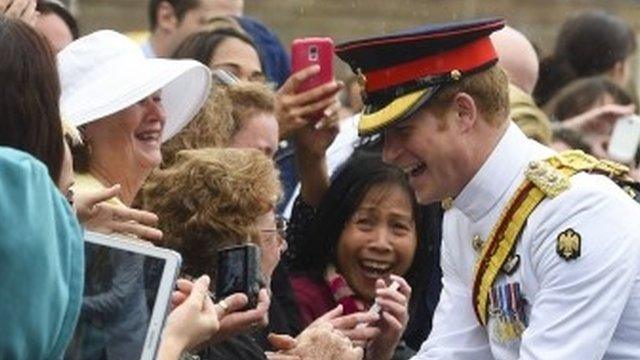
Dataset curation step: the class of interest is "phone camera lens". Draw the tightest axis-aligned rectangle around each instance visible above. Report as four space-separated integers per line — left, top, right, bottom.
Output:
309 46 318 61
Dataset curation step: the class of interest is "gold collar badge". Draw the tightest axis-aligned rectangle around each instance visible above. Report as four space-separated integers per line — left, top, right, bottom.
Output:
556 228 581 261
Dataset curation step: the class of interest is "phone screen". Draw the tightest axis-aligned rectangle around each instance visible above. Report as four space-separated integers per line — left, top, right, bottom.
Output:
216 248 247 298
215 245 261 309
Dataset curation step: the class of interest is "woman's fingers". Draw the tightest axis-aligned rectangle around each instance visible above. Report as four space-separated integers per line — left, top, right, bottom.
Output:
111 205 159 226
215 293 249 319
170 291 188 309
330 310 379 330
265 352 301 360
309 304 344 326
288 81 342 108
106 217 163 242
218 289 269 333
279 65 321 94
340 325 380 342
388 274 412 299
289 94 339 119
376 298 407 324
186 275 211 308
267 333 297 351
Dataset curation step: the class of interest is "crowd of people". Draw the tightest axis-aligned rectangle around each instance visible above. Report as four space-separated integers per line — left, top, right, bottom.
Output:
1 0 639 359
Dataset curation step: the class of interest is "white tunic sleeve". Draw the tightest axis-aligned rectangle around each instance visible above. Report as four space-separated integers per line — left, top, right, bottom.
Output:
518 175 640 360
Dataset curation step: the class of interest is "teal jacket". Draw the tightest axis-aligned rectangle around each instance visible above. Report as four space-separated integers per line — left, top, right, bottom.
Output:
0 147 84 359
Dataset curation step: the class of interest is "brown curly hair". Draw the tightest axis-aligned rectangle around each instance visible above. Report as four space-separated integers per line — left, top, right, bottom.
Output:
141 147 281 280
160 81 275 167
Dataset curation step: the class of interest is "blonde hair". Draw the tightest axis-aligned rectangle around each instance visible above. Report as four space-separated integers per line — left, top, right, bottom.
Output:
141 148 281 279
428 65 510 126
161 81 275 167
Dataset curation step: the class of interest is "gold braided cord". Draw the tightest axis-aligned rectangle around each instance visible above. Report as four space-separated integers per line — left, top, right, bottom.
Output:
474 186 546 325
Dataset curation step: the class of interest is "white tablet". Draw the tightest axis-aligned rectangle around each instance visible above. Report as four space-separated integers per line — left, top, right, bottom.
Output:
65 231 182 360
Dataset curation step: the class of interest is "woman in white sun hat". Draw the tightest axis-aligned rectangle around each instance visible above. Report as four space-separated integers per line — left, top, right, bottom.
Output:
57 30 210 359
58 29 211 211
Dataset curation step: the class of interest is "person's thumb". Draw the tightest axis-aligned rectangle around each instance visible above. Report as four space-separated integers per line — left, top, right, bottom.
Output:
187 275 211 308
267 333 297 351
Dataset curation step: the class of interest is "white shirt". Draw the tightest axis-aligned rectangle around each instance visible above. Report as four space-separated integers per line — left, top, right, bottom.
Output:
141 40 156 58
414 123 640 360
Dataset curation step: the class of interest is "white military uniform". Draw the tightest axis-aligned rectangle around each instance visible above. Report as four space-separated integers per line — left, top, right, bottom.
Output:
414 123 640 359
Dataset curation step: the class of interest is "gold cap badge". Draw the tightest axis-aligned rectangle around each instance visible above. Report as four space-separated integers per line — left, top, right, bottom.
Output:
556 228 581 261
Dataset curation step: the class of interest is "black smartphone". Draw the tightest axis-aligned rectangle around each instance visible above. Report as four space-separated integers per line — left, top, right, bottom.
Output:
215 244 262 310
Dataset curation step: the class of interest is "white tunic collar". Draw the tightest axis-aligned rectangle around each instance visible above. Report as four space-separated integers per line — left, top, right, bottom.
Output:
453 122 533 221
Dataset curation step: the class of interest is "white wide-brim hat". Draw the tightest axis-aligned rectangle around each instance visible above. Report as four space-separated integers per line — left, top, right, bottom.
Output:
58 30 211 142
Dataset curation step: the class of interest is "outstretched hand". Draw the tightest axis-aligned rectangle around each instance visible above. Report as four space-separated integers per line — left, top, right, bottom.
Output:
171 279 271 345
161 275 220 355
267 311 365 360
75 184 163 242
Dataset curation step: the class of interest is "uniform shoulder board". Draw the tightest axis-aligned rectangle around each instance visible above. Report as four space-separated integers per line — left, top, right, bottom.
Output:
525 160 570 198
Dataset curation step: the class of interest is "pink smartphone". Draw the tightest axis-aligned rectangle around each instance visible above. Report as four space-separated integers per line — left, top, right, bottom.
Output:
291 37 334 94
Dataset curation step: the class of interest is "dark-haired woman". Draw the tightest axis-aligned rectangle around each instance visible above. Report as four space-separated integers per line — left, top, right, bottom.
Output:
287 152 425 359
173 27 266 83
0 15 65 186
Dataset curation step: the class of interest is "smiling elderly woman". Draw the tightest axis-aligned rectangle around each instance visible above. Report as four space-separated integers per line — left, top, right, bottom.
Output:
56 31 209 358
58 30 210 207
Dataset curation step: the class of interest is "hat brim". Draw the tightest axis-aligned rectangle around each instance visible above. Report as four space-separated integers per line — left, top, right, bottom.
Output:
358 85 439 136
61 58 211 143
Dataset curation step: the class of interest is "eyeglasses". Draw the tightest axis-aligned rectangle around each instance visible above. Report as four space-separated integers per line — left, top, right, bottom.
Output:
260 215 288 250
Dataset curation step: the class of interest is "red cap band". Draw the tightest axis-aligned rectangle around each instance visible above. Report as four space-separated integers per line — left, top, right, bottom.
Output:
365 36 498 92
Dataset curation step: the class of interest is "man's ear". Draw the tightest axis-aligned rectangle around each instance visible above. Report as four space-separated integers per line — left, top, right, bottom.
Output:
156 1 179 33
452 92 477 133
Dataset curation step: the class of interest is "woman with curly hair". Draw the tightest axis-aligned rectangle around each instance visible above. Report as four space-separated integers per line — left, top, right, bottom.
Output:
144 147 282 286
142 147 284 359
160 81 278 167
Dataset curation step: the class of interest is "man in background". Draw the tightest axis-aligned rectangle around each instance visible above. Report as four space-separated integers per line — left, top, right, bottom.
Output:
491 25 552 144
143 0 242 58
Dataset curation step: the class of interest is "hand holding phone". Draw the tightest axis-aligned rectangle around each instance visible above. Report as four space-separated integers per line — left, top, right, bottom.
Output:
607 114 640 164
291 37 334 93
290 37 335 122
215 244 262 310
